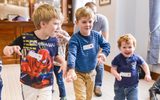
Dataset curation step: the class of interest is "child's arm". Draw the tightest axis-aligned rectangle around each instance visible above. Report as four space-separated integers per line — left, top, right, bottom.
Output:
66 69 77 82
54 55 67 76
141 62 152 81
111 67 122 81
3 45 22 56
56 30 70 42
97 53 107 64
98 34 110 59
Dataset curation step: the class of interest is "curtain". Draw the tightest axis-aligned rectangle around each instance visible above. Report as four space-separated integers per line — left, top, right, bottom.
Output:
147 0 160 64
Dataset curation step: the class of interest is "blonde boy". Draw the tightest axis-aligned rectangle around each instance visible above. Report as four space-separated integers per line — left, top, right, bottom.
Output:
3 4 66 100
66 7 110 100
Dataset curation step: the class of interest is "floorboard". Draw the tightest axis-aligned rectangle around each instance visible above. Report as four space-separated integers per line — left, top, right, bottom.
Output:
1 64 159 100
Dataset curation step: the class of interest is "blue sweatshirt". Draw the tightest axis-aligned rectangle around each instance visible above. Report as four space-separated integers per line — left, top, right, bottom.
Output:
67 30 110 73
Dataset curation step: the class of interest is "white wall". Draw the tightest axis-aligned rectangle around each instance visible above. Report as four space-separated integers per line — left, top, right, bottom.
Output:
72 0 96 22
96 0 160 73
96 0 117 64
134 0 149 59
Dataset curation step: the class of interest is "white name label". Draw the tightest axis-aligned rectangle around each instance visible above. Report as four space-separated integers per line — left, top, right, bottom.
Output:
83 44 94 50
120 72 131 77
28 51 42 61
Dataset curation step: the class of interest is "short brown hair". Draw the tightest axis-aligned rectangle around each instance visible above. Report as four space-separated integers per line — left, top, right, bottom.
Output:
85 2 96 8
85 2 96 13
75 6 95 21
32 4 61 29
117 34 136 48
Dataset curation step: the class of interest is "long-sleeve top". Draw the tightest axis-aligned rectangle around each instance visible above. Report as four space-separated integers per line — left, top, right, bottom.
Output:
67 30 110 73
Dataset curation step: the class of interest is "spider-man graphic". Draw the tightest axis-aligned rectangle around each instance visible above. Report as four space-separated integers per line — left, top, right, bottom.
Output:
21 49 53 88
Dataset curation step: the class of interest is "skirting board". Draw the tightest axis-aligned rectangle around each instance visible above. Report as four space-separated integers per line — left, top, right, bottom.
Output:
104 64 160 81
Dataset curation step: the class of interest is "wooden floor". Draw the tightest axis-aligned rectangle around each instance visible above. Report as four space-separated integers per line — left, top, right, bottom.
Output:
1 64 160 100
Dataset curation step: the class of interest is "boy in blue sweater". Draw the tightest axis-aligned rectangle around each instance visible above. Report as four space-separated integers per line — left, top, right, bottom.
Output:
66 7 110 100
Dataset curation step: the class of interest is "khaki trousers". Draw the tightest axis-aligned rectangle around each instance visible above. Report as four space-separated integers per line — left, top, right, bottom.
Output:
73 70 96 100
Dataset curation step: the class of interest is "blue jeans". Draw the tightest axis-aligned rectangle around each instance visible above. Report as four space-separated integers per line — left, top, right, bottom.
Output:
95 64 104 87
54 66 66 97
114 84 138 100
0 77 3 100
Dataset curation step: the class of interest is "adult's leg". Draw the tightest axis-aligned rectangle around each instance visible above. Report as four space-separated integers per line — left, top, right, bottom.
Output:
94 64 104 96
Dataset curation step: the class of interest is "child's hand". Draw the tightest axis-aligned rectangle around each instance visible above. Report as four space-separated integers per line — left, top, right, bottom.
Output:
97 53 106 64
55 30 70 42
144 74 152 82
53 61 67 77
56 30 68 39
66 69 77 82
3 45 21 56
116 74 122 81
56 32 65 39
13 46 22 55
58 65 67 78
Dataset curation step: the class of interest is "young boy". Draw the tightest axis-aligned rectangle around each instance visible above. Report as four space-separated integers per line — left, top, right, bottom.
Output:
66 7 110 100
3 4 66 100
53 14 70 100
111 34 151 100
84 2 109 96
0 58 3 100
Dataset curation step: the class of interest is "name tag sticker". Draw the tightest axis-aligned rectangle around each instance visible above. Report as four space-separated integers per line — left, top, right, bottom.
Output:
28 51 42 61
120 72 131 77
83 44 94 50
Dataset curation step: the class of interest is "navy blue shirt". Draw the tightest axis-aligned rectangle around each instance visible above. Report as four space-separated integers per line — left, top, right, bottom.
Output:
112 53 145 87
11 32 58 88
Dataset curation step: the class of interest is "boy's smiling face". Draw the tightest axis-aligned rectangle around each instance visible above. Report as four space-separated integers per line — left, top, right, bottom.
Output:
76 17 94 36
120 41 135 58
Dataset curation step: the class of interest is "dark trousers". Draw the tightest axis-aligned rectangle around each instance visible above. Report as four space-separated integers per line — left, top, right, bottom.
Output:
0 77 3 100
54 66 66 97
149 76 160 100
95 64 104 87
